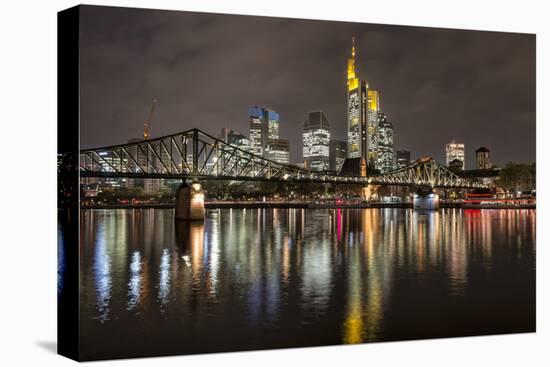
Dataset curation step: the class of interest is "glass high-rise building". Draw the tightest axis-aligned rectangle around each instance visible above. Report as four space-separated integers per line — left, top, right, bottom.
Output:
266 109 279 141
248 106 280 157
347 37 361 159
265 139 290 165
367 90 380 167
377 112 394 173
346 37 380 169
329 140 347 173
303 111 331 171
249 107 263 156
475 147 491 169
220 127 250 151
446 140 465 170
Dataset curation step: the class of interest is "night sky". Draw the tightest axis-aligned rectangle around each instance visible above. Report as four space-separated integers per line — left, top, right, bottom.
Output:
79 5 535 168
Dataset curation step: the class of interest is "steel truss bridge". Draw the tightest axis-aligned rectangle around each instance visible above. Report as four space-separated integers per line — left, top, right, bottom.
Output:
79 128 485 189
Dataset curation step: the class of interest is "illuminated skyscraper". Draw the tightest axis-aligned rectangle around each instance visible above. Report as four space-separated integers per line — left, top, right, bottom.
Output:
367 89 380 167
249 107 263 156
220 127 250 151
346 37 380 169
377 112 394 173
347 36 361 159
265 139 290 165
446 140 465 170
329 140 347 172
248 106 280 157
265 109 280 142
475 147 491 169
303 111 331 171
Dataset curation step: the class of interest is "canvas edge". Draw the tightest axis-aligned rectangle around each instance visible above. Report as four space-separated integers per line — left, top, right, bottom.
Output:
57 4 81 362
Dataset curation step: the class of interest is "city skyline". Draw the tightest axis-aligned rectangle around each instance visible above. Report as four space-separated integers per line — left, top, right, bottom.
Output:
79 6 535 168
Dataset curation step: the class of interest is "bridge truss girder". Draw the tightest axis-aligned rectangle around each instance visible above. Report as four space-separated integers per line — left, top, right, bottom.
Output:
372 158 482 189
79 129 485 189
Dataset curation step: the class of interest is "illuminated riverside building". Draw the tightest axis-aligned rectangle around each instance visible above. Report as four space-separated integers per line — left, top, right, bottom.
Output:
302 111 331 171
248 106 280 157
346 37 380 169
475 146 491 169
265 139 290 165
329 140 347 172
377 112 394 173
446 140 465 170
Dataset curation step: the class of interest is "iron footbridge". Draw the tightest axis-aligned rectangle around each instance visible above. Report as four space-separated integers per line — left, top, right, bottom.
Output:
79 129 485 189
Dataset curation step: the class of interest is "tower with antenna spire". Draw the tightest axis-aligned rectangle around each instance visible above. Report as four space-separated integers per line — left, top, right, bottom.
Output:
345 36 380 171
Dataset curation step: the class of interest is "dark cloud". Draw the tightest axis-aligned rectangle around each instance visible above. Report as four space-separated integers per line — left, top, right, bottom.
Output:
79 5 535 168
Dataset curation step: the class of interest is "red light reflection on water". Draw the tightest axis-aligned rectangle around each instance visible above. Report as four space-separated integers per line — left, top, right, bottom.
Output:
337 208 342 242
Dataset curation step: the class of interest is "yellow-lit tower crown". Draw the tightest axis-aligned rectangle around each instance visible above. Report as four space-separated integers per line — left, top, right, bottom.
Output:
347 37 359 91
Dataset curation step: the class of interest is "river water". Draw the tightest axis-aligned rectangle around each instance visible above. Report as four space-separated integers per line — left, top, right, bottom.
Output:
63 208 535 360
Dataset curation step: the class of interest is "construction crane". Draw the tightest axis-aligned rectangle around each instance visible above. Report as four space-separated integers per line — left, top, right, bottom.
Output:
143 98 157 140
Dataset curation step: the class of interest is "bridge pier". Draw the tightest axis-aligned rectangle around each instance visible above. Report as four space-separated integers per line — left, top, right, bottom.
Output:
361 184 378 202
413 187 440 210
175 181 205 221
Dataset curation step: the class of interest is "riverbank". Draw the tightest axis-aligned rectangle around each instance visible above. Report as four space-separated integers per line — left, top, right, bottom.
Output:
80 202 536 210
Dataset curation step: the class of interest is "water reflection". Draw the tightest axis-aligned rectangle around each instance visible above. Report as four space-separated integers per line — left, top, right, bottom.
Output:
157 249 171 306
93 221 112 322
79 208 535 358
127 251 141 311
57 221 65 297
299 210 333 322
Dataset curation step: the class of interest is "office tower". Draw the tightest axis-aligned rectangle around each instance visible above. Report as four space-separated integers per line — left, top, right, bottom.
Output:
220 128 250 151
347 36 362 159
446 140 465 170
212 128 251 173
329 140 347 172
228 131 250 150
248 106 280 157
396 150 411 168
303 111 331 171
475 147 491 169
377 112 394 173
366 89 380 167
249 106 263 156
265 139 290 165
346 37 380 169
265 108 280 141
